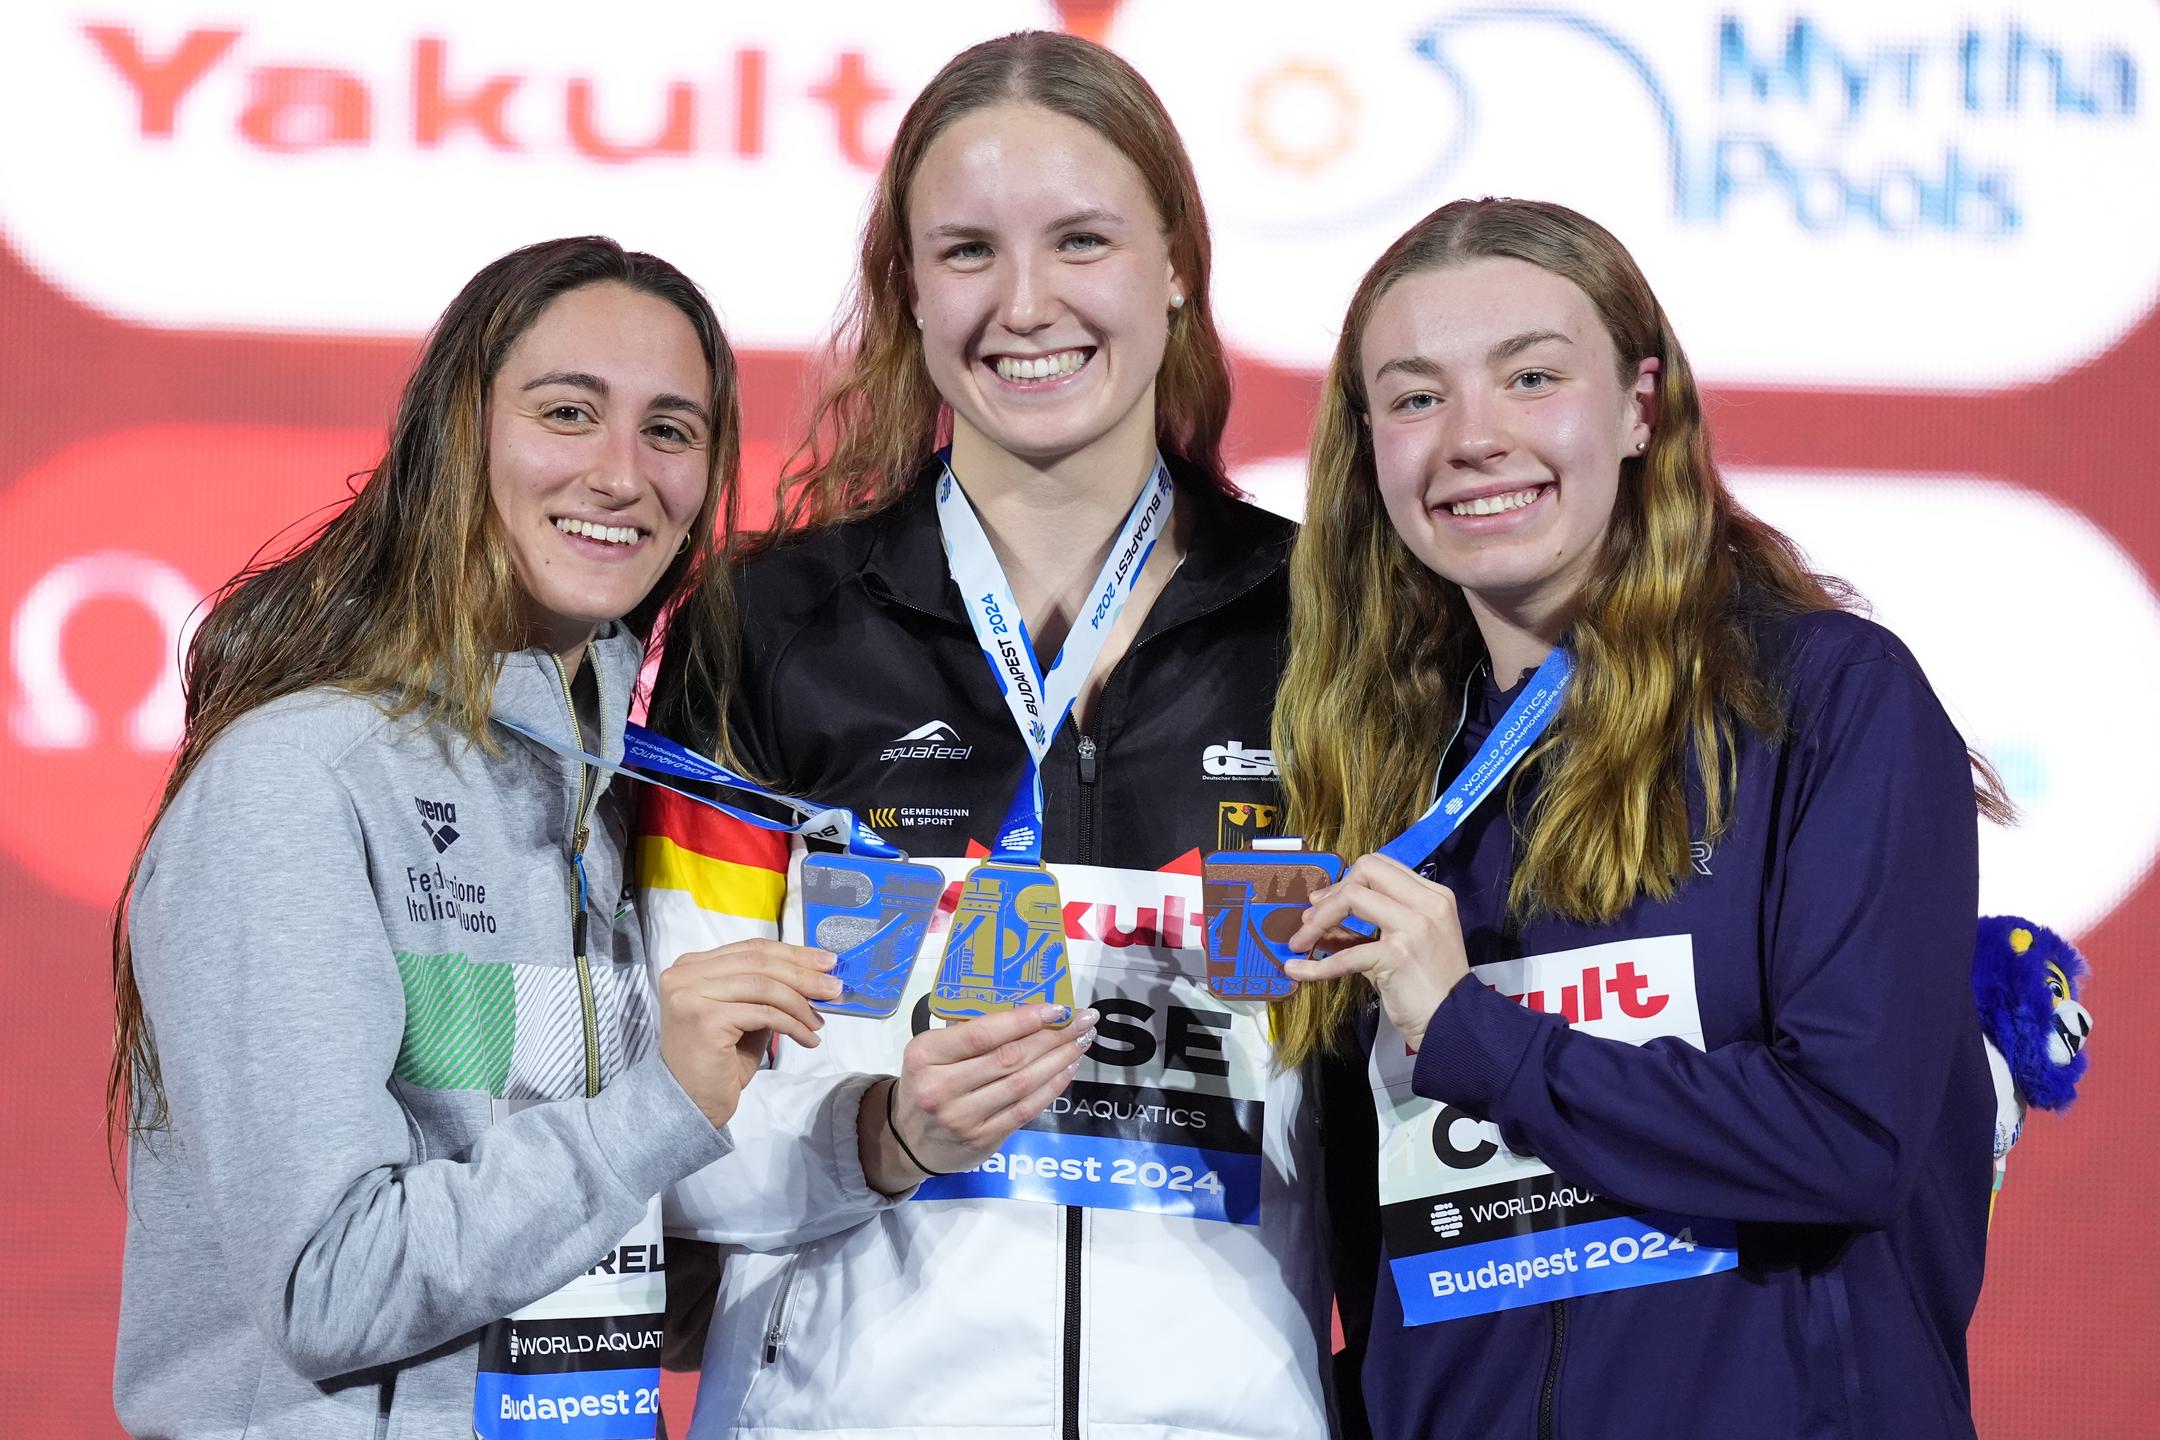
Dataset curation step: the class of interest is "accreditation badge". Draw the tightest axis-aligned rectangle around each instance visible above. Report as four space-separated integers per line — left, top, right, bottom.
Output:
472 1192 665 1439
913 860 1269 1225
1373 934 1738 1324
932 860 1075 1022
1201 848 1343 1001
801 852 945 1018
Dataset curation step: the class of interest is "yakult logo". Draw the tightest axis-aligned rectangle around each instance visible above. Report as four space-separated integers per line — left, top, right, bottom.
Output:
0 3 1057 339
1471 937 1705 1050
1496 958 1669 1028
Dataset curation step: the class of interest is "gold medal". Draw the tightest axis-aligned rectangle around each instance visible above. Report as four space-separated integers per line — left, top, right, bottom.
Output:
932 861 1073 1022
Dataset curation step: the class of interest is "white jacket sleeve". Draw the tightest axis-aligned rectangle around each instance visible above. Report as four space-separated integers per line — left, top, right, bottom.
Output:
638 789 911 1249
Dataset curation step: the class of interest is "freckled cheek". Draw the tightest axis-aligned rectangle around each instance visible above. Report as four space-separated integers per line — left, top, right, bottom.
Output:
1369 430 1432 513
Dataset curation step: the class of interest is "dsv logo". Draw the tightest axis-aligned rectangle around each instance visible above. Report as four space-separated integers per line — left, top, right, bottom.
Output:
1202 741 1276 780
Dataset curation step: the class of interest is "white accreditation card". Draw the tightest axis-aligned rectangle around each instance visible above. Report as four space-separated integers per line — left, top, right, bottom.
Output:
1371 934 1740 1323
473 1099 667 1438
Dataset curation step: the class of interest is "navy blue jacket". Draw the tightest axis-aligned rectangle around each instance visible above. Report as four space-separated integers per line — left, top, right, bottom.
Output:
1324 609 1992 1440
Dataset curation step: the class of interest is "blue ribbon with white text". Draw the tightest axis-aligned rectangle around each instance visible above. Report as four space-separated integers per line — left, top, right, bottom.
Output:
497 717 906 859
935 451 1174 864
1339 646 1573 938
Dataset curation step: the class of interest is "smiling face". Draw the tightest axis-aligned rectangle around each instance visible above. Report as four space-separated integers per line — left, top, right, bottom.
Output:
907 102 1182 474
486 281 713 664
1361 257 1655 636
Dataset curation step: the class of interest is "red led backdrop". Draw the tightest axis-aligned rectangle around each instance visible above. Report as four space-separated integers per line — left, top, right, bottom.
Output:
3 2 2155 1433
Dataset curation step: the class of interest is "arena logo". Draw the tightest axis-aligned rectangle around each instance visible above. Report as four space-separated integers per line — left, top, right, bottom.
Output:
1115 0 2160 387
0 3 1056 340
0 425 378 906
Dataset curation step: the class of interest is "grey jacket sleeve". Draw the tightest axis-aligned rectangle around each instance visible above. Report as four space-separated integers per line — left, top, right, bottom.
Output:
130 727 732 1382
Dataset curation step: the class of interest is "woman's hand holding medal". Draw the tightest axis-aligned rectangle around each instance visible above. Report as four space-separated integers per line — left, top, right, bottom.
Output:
1284 855 1472 1052
861 1004 1100 1194
659 940 842 1129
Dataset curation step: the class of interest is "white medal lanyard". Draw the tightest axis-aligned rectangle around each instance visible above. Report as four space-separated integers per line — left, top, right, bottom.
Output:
935 452 1175 863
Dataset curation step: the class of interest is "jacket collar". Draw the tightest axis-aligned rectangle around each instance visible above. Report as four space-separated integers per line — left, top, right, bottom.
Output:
489 623 645 765
857 456 1292 639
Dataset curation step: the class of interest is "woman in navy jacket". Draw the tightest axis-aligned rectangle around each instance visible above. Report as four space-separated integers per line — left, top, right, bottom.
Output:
1270 198 2005 1439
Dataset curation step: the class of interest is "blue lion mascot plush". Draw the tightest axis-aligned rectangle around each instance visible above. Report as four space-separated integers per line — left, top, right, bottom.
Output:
1973 916 2093 1221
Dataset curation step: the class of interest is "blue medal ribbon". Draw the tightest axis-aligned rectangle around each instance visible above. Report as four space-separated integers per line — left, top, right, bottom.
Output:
1338 645 1573 938
496 717 906 859
935 450 1175 864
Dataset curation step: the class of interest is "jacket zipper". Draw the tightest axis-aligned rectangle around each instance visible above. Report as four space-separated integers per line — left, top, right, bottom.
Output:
761 1252 805 1363
1061 723 1101 1440
550 648 604 1100
1538 1298 1568 1440
372 1368 396 1440
879 554 1260 1438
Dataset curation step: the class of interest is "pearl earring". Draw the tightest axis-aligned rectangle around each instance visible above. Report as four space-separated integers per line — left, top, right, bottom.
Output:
1170 293 1185 310
1635 438 1647 453
915 315 924 330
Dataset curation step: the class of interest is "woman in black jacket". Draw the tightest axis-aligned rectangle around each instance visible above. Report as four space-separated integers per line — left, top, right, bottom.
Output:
638 30 1335 1440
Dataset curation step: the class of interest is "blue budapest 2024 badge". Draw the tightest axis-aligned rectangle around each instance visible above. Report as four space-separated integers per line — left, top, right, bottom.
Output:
801 853 944 1018
1201 849 1343 1001
933 861 1074 1023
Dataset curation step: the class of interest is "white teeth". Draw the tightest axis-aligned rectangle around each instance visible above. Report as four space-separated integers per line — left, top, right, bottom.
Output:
1449 486 1544 517
554 517 641 546
993 350 1088 383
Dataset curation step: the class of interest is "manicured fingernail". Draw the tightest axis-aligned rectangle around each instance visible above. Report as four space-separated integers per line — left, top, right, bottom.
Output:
1074 1029 1096 1051
812 950 839 969
1309 885 1333 901
1042 1004 1072 1024
819 977 844 998
1064 1059 1084 1077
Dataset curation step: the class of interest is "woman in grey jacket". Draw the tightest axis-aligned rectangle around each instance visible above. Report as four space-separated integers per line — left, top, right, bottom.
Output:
110 237 842 1439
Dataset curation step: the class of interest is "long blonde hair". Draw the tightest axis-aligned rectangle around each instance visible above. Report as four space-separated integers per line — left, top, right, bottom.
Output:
1270 199 2008 1065
109 237 745 1156
768 29 1236 534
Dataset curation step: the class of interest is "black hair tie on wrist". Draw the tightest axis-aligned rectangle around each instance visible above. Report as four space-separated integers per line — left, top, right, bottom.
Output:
885 1078 955 1178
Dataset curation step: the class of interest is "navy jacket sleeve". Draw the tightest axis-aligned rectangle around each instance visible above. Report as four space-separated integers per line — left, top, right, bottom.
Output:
1410 649 1981 1229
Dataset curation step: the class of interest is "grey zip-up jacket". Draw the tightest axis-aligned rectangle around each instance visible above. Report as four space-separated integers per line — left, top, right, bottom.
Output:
116 630 731 1439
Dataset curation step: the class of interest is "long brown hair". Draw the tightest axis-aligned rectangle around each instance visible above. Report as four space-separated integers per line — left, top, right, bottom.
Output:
771 28 1235 534
1270 198 2010 1066
109 237 745 1156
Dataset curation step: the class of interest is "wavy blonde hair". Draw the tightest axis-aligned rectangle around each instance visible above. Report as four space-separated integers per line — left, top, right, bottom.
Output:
110 237 744 1157
1270 199 2008 1066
